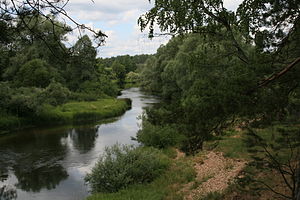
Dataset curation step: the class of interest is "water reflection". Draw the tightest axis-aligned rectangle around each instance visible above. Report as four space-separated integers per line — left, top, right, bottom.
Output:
0 185 17 200
0 126 100 192
69 127 98 154
14 165 68 192
0 168 9 182
0 88 158 200
0 130 69 192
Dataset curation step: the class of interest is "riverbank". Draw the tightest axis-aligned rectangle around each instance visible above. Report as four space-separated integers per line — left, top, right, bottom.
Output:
86 123 297 200
0 98 131 135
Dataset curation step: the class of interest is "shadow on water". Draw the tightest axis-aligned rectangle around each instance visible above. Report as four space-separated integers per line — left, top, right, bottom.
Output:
0 88 158 200
69 126 99 154
0 125 99 192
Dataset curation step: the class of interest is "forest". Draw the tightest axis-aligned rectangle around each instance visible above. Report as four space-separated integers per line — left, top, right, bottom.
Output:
87 0 300 199
0 0 300 200
0 12 150 133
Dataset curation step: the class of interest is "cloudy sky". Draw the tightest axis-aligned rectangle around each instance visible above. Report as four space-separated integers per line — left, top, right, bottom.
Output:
64 0 243 58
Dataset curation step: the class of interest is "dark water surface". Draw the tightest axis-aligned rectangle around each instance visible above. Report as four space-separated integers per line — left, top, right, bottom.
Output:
0 88 158 200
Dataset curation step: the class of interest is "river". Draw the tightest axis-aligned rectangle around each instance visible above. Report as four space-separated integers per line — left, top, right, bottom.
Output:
0 88 158 200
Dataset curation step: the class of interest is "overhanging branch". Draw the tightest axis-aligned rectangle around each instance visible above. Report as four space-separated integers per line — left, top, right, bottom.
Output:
249 57 300 93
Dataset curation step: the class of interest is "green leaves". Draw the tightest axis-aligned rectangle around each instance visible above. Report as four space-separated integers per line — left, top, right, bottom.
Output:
112 61 126 87
85 145 170 193
16 59 57 88
67 35 97 91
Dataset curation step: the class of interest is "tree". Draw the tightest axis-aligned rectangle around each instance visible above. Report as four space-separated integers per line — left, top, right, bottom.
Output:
139 1 300 196
97 65 119 96
112 61 126 88
66 35 97 90
139 0 300 151
139 0 300 71
126 71 140 84
0 0 107 48
15 59 58 88
246 127 300 200
2 15 70 83
118 55 137 73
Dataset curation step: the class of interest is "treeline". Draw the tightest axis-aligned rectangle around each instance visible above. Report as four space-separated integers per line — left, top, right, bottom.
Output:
138 22 300 154
0 14 149 132
76 0 299 199
133 1 300 198
97 54 150 88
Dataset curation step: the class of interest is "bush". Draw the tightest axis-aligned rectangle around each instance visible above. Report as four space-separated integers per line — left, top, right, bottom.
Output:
0 82 11 111
15 59 58 88
78 80 103 95
126 72 140 83
8 87 43 117
136 122 186 148
85 144 170 193
39 81 71 106
0 114 21 133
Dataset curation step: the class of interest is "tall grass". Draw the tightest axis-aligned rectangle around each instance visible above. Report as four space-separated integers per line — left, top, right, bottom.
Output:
37 98 131 124
0 114 23 134
87 153 196 200
0 98 131 134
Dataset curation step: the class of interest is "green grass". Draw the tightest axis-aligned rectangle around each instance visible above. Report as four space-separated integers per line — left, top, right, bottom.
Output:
204 129 250 159
199 192 224 200
124 82 140 89
86 155 196 200
0 114 24 134
38 98 131 124
161 147 178 159
0 98 131 134
86 124 299 200
190 174 214 190
204 125 295 160
205 124 300 199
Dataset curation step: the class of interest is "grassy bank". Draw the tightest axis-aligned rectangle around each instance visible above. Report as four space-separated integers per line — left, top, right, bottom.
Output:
87 147 196 200
38 98 131 124
86 123 298 200
0 115 25 135
0 98 131 134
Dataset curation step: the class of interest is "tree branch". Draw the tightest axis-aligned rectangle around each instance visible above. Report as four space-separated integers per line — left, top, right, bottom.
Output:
247 57 300 94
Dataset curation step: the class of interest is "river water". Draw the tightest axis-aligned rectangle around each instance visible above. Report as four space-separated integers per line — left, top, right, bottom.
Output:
0 88 158 200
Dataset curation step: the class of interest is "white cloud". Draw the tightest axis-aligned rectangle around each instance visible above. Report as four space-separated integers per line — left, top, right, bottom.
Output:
223 0 243 11
63 0 243 58
65 0 152 25
99 25 170 58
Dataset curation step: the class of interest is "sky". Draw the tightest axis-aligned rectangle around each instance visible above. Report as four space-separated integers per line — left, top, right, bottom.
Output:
64 0 243 58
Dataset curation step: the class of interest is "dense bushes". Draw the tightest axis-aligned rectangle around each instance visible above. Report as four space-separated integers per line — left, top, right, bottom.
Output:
0 80 131 131
85 144 170 193
138 30 300 153
136 121 186 148
0 82 12 111
0 14 145 134
39 81 71 106
16 59 59 88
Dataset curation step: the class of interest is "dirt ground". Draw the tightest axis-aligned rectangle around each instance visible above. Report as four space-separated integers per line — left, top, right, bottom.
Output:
177 151 247 200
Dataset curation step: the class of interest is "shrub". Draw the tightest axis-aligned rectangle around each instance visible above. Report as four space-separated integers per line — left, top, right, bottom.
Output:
78 80 103 95
8 87 43 117
0 82 11 111
202 192 224 200
136 122 186 148
39 81 71 106
126 72 140 83
85 144 170 193
0 114 21 133
15 59 57 88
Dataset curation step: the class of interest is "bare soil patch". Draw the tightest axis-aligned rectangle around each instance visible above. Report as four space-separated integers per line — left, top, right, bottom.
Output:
184 151 246 200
